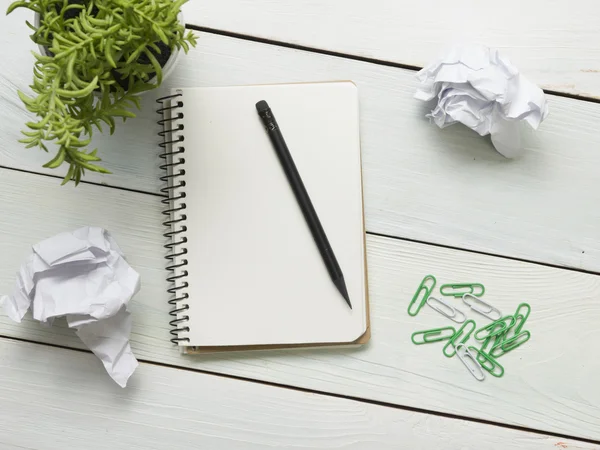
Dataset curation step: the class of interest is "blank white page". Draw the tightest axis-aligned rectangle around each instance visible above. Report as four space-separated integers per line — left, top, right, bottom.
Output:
175 82 367 347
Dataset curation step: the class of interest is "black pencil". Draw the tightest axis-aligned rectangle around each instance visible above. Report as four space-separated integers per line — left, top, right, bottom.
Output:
256 100 352 309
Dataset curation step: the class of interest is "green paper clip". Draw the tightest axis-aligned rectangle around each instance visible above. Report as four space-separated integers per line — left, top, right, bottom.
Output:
479 334 495 354
513 303 531 334
469 346 504 378
474 315 515 341
477 331 502 363
443 320 476 357
498 314 525 342
495 304 531 343
490 331 531 358
440 283 485 298
411 326 456 345
408 275 436 317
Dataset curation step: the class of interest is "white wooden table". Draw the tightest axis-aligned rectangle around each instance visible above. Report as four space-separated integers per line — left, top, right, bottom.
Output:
1 2 600 449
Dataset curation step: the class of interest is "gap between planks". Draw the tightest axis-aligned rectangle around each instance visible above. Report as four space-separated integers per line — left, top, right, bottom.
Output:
185 24 600 106
0 164 161 198
1 332 599 448
3 160 599 281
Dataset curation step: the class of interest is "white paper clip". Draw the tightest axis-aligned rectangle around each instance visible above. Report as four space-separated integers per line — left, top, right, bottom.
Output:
462 293 502 321
426 296 466 323
456 344 486 381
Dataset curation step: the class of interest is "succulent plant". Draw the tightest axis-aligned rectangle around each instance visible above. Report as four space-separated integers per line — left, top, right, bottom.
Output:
7 0 197 184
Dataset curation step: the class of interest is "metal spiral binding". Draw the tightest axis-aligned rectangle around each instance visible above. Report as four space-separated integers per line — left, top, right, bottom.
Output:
156 92 190 344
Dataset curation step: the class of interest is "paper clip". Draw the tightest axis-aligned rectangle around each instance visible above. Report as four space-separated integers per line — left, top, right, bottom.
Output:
474 315 515 341
408 275 436 317
456 344 486 381
479 334 495 354
443 319 476 357
462 293 502 321
513 303 531 334
411 326 456 345
504 315 525 341
469 346 504 378
477 332 503 362
490 331 531 358
498 312 525 342
440 283 485 298
426 296 467 323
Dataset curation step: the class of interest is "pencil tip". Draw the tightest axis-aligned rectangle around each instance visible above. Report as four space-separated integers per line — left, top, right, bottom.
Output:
334 277 352 309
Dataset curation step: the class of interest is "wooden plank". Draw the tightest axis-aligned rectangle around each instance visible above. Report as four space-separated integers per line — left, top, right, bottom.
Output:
3 22 600 271
1 168 600 440
1 338 596 450
183 0 600 99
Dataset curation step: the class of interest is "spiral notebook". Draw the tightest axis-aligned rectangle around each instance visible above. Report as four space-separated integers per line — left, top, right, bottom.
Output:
157 81 370 352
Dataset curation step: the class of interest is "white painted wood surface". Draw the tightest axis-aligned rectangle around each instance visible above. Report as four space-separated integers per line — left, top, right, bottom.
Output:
184 0 600 99
3 17 600 273
2 5 600 446
1 168 600 440
2 338 596 450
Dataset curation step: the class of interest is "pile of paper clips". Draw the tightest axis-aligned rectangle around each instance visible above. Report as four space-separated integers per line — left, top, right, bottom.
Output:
408 275 531 381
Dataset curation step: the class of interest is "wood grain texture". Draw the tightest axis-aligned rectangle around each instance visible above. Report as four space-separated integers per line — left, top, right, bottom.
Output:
2 338 597 450
3 21 600 271
183 0 600 98
1 168 600 439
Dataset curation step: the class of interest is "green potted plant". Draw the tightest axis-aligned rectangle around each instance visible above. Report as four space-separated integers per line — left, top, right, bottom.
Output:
7 0 197 184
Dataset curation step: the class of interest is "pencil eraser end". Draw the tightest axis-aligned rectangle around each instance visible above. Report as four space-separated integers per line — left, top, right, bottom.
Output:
256 100 270 113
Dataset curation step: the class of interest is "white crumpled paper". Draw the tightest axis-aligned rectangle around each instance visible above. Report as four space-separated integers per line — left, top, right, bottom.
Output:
0 227 140 387
415 45 549 158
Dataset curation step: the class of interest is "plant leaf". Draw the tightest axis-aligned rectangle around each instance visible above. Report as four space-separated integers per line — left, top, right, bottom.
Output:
17 90 36 107
78 160 111 173
142 49 162 85
55 76 99 98
62 164 75 185
71 149 101 162
43 148 67 168
104 38 117 68
7 1 31 15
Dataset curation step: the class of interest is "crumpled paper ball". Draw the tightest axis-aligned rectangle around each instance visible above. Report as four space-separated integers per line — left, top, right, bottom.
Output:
1 227 140 387
415 45 549 158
